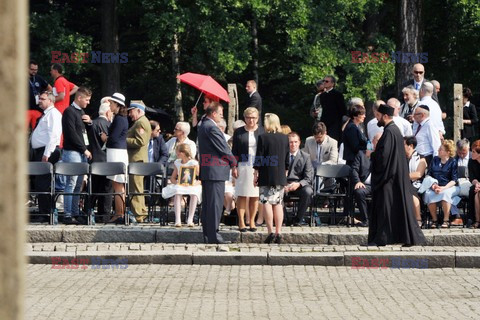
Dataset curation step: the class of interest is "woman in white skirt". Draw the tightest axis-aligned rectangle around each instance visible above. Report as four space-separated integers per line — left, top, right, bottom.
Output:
423 140 460 228
232 107 264 232
162 143 201 227
101 93 129 223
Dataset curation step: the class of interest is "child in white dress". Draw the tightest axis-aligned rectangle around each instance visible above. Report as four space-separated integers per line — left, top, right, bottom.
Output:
161 143 201 227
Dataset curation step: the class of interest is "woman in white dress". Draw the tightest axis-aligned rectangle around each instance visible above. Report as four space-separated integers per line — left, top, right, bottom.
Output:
232 107 265 232
162 143 201 227
101 93 129 223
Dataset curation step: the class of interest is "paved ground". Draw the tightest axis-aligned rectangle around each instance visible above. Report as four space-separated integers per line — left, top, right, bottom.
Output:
26 265 480 320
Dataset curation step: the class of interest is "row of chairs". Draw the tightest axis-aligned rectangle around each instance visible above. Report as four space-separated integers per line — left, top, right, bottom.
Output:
28 161 167 225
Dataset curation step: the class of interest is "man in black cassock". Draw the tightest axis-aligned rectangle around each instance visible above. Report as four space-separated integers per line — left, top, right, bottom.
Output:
368 104 426 246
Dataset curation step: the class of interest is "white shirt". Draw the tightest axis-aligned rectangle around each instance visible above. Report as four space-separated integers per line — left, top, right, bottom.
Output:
31 105 62 157
166 137 197 162
367 118 383 142
420 96 445 134
457 156 469 167
392 116 413 137
413 118 441 157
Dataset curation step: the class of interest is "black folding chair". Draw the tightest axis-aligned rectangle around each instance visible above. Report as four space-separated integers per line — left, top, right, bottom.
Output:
54 162 90 224
311 164 352 226
28 162 55 224
89 162 126 225
127 162 166 224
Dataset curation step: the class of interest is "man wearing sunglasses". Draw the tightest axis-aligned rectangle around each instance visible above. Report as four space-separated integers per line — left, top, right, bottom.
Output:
400 63 438 103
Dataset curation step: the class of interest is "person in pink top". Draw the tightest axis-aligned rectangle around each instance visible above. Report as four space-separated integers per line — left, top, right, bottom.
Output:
50 63 78 114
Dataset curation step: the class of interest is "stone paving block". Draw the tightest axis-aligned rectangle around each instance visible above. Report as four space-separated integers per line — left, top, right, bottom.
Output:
27 227 63 242
76 251 153 264
434 234 480 247
268 252 344 266
344 251 455 269
63 228 156 243
329 232 368 245
192 252 268 265
151 251 193 264
455 252 480 268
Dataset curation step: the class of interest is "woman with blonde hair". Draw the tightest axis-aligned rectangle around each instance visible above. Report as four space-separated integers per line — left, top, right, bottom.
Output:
162 143 201 227
423 139 459 228
254 113 289 243
232 107 264 231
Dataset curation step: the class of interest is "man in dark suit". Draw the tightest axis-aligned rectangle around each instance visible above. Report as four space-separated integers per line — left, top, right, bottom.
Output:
285 132 314 225
350 150 371 226
319 75 347 143
246 80 262 123
198 102 237 244
148 120 168 166
400 63 438 103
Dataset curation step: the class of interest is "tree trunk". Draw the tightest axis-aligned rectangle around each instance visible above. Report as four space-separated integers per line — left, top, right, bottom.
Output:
251 14 259 86
396 0 423 94
101 0 120 96
172 32 183 121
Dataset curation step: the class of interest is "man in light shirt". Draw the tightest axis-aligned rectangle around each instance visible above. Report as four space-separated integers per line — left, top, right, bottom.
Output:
387 97 413 137
412 105 441 165
366 100 385 142
30 91 62 218
419 82 445 136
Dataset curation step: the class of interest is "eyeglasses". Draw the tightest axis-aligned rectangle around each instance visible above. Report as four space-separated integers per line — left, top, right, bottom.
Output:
323 80 330 83
413 113 422 116
245 116 257 120
174 128 181 131
413 71 424 74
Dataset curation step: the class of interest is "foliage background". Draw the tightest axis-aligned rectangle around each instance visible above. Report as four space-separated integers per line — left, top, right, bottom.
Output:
30 0 480 138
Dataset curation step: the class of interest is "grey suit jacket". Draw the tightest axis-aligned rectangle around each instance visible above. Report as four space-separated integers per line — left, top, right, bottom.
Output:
303 135 338 165
198 117 237 181
287 150 313 187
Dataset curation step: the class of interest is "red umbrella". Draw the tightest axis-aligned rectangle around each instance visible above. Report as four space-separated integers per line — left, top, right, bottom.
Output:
177 72 230 104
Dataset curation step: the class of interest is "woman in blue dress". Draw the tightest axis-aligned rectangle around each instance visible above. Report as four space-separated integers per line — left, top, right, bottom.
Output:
424 139 459 228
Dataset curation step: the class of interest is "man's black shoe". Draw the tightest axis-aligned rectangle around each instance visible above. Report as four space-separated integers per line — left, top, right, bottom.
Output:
64 216 80 225
217 240 232 244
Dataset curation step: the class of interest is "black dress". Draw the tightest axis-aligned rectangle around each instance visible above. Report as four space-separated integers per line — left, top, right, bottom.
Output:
369 121 426 246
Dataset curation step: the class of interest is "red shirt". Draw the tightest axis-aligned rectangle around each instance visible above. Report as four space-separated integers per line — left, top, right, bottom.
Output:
53 76 76 114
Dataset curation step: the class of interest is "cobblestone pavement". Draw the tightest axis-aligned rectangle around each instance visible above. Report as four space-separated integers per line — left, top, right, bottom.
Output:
26 265 480 320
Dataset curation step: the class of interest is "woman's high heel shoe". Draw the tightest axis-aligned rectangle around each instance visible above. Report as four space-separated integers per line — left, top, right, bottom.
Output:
264 233 275 244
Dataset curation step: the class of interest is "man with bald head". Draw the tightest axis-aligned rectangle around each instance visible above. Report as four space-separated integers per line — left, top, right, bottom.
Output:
387 97 412 137
400 63 438 103
419 82 445 136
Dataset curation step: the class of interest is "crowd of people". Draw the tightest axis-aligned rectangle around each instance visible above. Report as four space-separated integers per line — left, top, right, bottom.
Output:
28 60 480 245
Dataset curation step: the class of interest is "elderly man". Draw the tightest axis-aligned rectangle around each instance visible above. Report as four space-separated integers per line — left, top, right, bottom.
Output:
387 97 413 137
62 87 93 224
30 91 62 220
366 100 386 142
451 138 471 226
400 85 419 123
412 105 441 165
285 132 314 226
419 82 445 136
127 102 152 223
431 80 446 119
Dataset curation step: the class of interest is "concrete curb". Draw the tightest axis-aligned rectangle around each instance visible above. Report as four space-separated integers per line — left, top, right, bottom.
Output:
26 227 480 246
26 250 480 268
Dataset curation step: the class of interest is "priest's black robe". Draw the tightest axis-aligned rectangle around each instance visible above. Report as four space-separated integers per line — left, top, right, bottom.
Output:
368 121 426 246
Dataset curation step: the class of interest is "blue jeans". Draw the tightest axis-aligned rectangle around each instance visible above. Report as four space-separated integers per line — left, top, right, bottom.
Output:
63 150 87 217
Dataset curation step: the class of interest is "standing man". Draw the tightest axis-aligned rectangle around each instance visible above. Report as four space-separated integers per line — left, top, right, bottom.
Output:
412 105 441 165
419 82 445 136
30 91 62 220
62 87 93 224
50 63 78 114
319 75 347 143
431 80 446 119
87 102 112 221
368 104 426 246
28 60 52 130
246 80 262 123
126 102 152 223
400 63 438 103
310 80 325 122
198 102 237 244
285 132 314 226
387 97 413 137
399 85 419 123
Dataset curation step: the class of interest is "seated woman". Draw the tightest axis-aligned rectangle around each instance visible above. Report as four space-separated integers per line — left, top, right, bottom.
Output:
404 136 428 227
423 139 459 228
161 143 201 227
468 140 480 228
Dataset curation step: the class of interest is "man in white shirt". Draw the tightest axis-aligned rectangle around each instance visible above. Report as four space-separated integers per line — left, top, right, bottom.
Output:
412 105 441 165
30 91 62 217
400 85 419 123
419 82 445 136
387 97 413 137
366 100 385 142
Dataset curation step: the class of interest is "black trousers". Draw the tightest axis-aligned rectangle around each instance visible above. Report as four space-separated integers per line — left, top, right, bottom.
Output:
31 146 61 215
91 173 113 215
353 185 372 222
201 180 225 244
289 184 313 223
